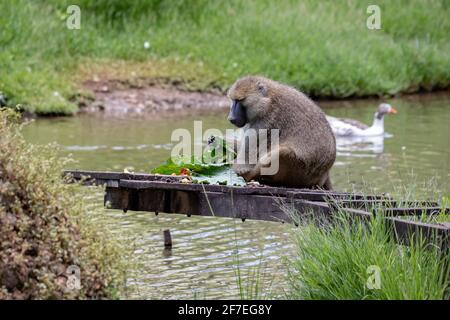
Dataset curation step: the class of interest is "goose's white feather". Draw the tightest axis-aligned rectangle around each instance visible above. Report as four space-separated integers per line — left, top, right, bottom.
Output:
327 115 385 137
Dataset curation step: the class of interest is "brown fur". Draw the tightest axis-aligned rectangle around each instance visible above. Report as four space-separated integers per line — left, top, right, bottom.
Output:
227 75 336 189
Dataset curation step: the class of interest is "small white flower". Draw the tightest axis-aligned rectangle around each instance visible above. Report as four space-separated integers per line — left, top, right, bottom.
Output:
401 146 406 150
144 41 150 49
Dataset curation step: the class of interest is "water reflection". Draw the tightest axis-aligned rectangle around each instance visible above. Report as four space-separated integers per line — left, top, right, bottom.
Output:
335 135 387 155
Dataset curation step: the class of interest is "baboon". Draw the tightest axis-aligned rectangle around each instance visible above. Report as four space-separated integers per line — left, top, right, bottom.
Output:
227 75 336 189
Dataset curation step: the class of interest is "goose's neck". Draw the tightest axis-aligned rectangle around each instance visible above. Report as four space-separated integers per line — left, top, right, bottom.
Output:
371 112 384 129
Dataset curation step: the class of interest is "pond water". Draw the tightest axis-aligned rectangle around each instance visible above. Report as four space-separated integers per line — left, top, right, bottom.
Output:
22 93 450 299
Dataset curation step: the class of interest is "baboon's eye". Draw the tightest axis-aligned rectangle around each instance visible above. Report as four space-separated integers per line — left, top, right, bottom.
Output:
257 83 267 96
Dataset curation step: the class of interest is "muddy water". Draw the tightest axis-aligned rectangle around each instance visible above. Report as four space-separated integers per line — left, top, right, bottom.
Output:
22 93 450 299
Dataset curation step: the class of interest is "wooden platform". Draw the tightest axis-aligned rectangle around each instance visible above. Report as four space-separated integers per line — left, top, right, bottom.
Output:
64 170 450 250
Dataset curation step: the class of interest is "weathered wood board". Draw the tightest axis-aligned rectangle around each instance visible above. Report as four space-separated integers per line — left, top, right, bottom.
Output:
64 170 450 250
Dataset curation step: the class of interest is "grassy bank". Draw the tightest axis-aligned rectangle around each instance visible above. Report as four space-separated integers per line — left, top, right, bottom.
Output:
287 211 449 300
0 109 126 298
1 0 449 115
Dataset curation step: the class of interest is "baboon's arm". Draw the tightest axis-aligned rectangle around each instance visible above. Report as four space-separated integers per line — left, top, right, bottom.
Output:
239 144 296 181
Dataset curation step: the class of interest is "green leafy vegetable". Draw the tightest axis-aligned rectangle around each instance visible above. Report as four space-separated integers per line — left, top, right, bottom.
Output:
151 156 228 176
151 135 236 176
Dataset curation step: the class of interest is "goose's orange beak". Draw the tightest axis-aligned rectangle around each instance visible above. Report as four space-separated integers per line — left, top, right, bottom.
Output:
389 107 398 114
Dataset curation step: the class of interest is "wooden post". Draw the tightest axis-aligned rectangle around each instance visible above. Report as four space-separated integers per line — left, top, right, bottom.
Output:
163 229 172 248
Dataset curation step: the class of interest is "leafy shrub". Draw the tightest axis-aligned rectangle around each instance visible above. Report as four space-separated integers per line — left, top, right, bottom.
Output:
0 109 124 299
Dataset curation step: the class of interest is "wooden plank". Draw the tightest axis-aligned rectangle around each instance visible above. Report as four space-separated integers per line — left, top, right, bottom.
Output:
118 179 383 202
328 199 446 217
106 187 293 222
286 191 387 201
102 183 450 249
104 183 369 224
334 199 440 209
67 170 450 249
382 207 447 216
199 192 292 222
64 169 385 201
385 217 450 250
104 187 130 211
64 170 184 185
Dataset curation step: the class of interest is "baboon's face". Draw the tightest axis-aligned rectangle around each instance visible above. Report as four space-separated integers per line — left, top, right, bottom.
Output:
227 76 270 127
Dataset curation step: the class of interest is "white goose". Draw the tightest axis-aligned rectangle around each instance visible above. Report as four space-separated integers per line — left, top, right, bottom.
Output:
326 103 397 137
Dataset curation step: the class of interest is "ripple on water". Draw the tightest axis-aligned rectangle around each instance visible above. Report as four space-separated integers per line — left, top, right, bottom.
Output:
95 204 293 299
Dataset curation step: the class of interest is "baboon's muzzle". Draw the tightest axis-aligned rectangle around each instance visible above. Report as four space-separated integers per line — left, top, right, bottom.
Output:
228 100 247 128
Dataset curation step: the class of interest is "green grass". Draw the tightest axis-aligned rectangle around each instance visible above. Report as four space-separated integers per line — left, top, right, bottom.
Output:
1 0 450 115
233 247 276 300
287 211 449 300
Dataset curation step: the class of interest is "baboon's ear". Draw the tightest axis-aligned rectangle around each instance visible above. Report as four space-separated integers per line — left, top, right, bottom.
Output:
257 82 267 96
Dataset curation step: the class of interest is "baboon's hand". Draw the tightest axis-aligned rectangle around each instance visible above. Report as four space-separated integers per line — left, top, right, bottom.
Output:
233 166 257 181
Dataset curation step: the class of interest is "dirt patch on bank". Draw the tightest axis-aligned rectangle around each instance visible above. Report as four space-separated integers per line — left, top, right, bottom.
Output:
77 79 230 117
75 78 450 117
